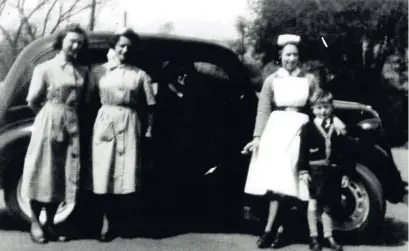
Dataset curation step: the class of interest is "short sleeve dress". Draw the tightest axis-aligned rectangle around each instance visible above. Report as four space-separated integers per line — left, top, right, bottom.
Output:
244 67 320 201
21 53 92 203
90 62 155 195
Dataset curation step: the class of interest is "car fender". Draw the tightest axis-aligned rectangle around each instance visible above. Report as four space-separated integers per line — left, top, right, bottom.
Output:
0 120 33 189
357 118 381 132
352 137 405 204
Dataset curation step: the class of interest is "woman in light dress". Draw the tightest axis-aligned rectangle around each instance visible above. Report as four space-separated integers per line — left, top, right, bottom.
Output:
21 23 92 244
90 28 155 242
242 34 345 248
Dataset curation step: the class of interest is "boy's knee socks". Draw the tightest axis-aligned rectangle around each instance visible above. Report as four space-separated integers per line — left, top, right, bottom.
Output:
321 211 333 238
307 209 319 237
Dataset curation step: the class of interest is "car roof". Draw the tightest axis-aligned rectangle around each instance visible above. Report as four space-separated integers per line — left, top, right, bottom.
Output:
14 31 237 63
3 31 240 85
0 32 245 124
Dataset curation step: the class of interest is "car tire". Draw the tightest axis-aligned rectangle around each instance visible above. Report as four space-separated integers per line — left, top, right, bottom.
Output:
332 164 385 242
3 155 75 226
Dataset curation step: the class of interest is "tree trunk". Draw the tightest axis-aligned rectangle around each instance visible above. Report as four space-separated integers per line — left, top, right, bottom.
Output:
89 0 96 31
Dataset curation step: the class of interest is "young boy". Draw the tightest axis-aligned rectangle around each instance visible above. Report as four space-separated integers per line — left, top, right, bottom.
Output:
299 90 356 251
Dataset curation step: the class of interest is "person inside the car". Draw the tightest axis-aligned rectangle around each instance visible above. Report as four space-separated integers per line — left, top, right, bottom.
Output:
153 59 215 231
89 27 156 242
21 23 93 244
165 61 192 98
241 34 346 249
299 90 355 251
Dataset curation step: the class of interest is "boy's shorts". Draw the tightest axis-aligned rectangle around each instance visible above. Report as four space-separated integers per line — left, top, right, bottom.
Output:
309 165 342 207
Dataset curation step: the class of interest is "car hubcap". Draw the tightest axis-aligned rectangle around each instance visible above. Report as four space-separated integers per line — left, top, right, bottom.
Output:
332 179 370 232
17 178 75 224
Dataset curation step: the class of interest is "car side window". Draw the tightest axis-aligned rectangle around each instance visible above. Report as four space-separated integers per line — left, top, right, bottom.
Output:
193 62 229 81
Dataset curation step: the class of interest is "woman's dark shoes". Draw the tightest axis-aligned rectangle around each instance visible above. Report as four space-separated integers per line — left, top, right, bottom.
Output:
256 231 274 248
30 222 48 244
323 237 343 251
309 237 322 251
270 230 286 249
98 231 117 242
44 224 69 242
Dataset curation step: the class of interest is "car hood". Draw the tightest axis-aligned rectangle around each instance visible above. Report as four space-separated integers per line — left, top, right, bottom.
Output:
255 92 380 120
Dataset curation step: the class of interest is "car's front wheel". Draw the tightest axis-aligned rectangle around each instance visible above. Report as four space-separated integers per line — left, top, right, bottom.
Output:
331 164 385 240
242 163 385 240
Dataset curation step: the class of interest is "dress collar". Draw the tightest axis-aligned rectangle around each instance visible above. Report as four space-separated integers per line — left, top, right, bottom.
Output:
54 52 74 67
105 49 129 71
275 67 302 77
105 56 128 71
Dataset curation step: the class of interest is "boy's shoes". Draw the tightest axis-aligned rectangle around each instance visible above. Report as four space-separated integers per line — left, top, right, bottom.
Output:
309 237 322 251
256 231 274 248
323 237 343 251
98 231 117 242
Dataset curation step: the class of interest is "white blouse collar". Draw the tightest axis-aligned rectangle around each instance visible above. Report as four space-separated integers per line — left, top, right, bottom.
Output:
54 52 74 67
276 67 302 77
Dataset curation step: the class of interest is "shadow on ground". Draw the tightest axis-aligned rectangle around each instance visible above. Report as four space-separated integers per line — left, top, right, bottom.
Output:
364 217 408 247
0 206 406 249
0 209 28 231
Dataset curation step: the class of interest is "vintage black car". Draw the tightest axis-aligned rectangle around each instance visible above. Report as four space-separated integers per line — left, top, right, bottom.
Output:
0 32 405 239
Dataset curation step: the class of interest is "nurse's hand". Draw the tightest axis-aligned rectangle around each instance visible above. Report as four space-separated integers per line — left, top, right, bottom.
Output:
299 172 311 184
241 137 260 155
333 116 347 135
27 101 41 114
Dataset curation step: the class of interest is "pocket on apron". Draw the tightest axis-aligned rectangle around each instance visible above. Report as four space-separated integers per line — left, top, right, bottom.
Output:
96 121 115 142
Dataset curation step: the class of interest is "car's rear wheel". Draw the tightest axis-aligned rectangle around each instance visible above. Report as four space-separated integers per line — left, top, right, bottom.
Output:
331 164 385 241
3 155 75 225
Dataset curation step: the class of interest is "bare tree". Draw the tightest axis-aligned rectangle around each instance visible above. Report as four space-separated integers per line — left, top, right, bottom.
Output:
235 16 247 61
40 0 112 36
0 0 7 16
0 0 112 79
88 0 96 31
158 22 174 34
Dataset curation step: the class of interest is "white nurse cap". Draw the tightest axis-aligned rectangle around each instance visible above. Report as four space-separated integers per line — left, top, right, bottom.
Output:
277 34 301 46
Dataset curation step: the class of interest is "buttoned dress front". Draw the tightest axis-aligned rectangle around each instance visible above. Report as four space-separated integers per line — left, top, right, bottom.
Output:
91 63 155 195
21 53 91 203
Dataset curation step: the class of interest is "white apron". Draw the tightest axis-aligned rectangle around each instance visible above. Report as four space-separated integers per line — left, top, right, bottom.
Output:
244 76 311 201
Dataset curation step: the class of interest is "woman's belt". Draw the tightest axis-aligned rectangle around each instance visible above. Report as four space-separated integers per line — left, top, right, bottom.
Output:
47 99 79 108
101 103 135 109
309 159 337 167
275 106 302 112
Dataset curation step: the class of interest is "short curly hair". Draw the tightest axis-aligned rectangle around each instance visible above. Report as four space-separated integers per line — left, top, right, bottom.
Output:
310 90 334 107
108 28 140 49
52 23 88 52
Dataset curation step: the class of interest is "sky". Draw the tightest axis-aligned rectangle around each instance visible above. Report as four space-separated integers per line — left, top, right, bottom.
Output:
0 0 250 42
94 0 250 40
